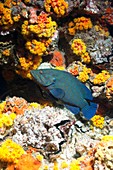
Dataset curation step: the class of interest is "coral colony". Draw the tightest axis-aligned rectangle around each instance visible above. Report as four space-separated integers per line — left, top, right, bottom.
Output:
0 0 113 169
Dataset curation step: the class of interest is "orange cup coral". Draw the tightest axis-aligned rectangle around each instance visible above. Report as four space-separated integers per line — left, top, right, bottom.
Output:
44 0 68 16
92 70 110 85
91 115 104 129
71 39 86 55
105 76 113 99
81 52 91 63
21 12 57 38
73 17 93 30
0 3 13 26
68 17 92 35
25 40 46 56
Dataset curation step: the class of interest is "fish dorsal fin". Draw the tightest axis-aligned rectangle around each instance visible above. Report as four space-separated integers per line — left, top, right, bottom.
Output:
49 88 65 99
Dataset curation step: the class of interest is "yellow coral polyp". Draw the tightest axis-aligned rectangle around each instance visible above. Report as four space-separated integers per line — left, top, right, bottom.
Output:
68 27 76 35
24 0 31 4
44 0 68 16
2 49 11 56
0 139 25 163
91 115 104 129
3 115 13 126
9 112 17 120
68 21 76 35
26 40 46 56
42 38 52 48
101 135 113 142
94 25 109 37
68 21 74 29
43 165 49 170
106 77 113 99
36 154 43 161
0 101 6 114
13 14 20 22
93 70 110 85
68 17 92 35
0 4 13 26
78 72 89 82
29 102 42 109
4 0 12 8
17 54 42 79
53 162 59 170
21 20 29 36
0 1 20 26
0 122 3 128
73 17 92 30
60 161 68 169
70 159 80 170
28 13 57 38
77 66 91 82
0 113 16 128
81 52 91 63
71 39 86 55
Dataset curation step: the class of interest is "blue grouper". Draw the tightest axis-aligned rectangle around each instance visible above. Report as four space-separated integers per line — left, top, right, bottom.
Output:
31 69 98 119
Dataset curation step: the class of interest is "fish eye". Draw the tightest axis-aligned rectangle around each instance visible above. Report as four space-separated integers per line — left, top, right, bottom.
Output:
53 77 56 82
39 70 43 74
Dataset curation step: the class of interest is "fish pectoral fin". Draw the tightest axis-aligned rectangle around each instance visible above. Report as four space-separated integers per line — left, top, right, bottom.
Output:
82 102 98 120
65 104 80 114
49 88 65 99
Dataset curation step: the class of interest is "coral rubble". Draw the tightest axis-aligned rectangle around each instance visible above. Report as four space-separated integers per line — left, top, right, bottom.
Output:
0 97 113 169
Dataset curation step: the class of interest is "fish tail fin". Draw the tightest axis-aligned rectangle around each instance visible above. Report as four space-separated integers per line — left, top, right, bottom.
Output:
82 102 98 120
